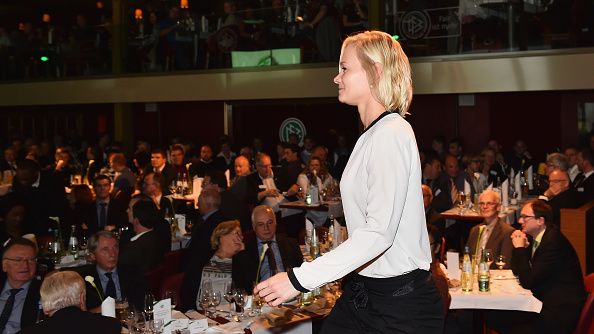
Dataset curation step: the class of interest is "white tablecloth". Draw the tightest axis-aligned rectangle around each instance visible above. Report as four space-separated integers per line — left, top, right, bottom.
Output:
442 205 521 226
449 270 542 313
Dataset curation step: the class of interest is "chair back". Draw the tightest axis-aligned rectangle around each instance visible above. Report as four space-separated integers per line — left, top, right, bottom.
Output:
573 273 594 334
145 265 165 296
159 272 184 311
163 250 183 279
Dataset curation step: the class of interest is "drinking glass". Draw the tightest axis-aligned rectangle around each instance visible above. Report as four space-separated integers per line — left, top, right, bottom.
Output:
484 249 493 269
457 191 466 215
144 293 155 320
223 281 235 318
234 288 247 319
198 289 211 316
115 297 129 323
250 282 264 317
169 181 177 195
209 291 221 317
496 255 506 278
149 319 164 334
162 290 178 311
131 311 146 333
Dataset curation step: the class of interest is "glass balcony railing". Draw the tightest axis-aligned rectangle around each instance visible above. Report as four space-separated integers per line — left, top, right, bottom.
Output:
0 0 592 82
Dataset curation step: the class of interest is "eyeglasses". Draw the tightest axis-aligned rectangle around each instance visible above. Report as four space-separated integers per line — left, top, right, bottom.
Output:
4 257 37 265
519 215 536 220
202 181 213 187
548 179 567 183
478 202 498 207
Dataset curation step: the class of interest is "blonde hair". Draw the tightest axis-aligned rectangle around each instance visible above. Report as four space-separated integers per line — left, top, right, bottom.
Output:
210 220 241 250
341 31 413 116
41 271 85 312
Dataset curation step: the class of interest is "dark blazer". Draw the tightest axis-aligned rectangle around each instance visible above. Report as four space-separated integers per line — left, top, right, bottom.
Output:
245 234 303 280
0 159 17 173
12 170 67 236
466 217 515 269
0 277 41 332
432 171 474 212
219 190 250 232
183 210 227 271
64 264 146 312
541 189 579 228
119 230 165 275
573 173 594 207
180 249 254 312
511 226 585 333
425 207 446 237
245 167 297 205
17 306 121 334
143 163 177 190
76 200 128 237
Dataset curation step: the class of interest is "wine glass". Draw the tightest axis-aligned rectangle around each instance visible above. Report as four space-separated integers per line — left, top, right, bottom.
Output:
484 248 494 269
496 254 506 278
144 293 155 321
169 181 178 195
148 318 164 334
162 290 178 311
209 291 221 317
223 281 235 318
198 289 211 316
234 288 247 320
131 311 146 334
457 191 466 215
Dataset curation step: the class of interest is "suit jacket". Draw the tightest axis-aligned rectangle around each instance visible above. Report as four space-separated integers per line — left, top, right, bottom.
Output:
219 190 250 232
573 173 594 207
183 210 227 268
0 159 17 173
245 167 297 205
425 207 446 236
541 189 579 228
119 230 165 275
432 171 474 212
0 277 41 332
17 306 121 334
12 170 67 236
245 234 303 281
511 226 585 333
466 217 515 269
113 167 136 191
180 248 254 312
143 163 178 192
76 200 128 237
64 264 146 312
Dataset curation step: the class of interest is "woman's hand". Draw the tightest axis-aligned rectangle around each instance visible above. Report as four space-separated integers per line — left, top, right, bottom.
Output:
254 272 300 307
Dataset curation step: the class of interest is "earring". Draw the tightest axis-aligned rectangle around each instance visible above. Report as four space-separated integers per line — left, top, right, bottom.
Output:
370 85 373 88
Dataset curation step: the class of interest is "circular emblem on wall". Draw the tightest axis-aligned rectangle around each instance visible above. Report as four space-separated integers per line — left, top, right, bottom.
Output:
279 118 307 144
399 11 431 40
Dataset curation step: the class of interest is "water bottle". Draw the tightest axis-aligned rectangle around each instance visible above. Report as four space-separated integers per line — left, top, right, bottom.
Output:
478 247 490 292
461 246 473 292
68 225 79 260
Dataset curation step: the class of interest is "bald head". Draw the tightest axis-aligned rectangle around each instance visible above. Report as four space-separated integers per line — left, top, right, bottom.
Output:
234 156 250 177
548 170 570 192
421 184 433 210
444 155 459 178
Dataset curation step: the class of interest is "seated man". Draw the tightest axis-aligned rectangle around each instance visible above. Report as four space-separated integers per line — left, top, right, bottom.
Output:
142 172 173 220
18 271 121 334
143 149 177 193
203 170 250 232
574 148 594 206
422 185 446 237
538 170 578 227
119 198 165 275
0 238 40 334
487 201 585 333
228 156 251 199
63 231 145 312
78 175 128 237
170 144 188 178
246 205 303 282
466 190 515 268
109 153 136 197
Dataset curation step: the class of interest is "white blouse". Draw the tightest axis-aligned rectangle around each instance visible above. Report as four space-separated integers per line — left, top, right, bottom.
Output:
292 113 432 290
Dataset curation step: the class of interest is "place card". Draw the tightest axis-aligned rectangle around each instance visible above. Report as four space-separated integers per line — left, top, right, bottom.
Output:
154 298 172 332
188 319 208 333
175 214 186 235
446 252 460 281
169 318 189 332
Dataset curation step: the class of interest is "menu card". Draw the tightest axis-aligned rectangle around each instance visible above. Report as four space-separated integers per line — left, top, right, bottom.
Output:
501 179 509 207
446 252 460 281
175 214 186 235
154 298 172 332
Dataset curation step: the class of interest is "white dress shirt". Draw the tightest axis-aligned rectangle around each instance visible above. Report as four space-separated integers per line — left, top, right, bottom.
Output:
293 113 432 290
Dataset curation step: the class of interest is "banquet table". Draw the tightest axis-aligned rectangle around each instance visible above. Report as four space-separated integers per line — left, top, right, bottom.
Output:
440 205 521 225
279 199 343 225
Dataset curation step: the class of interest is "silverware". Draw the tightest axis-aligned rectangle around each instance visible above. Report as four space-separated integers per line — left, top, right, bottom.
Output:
293 311 305 318
244 320 255 329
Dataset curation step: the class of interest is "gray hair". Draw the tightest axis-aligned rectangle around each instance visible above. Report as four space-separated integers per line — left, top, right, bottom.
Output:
88 230 118 254
41 271 85 312
546 153 569 171
251 205 275 227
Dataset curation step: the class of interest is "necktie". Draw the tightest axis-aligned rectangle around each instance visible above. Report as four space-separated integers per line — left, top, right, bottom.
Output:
450 178 458 205
263 241 278 277
532 240 539 258
99 203 107 227
105 272 117 299
0 288 22 331
478 226 489 254
574 173 585 187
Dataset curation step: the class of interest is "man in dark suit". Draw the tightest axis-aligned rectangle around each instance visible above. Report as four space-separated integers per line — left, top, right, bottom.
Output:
182 188 227 270
204 170 250 232
18 271 121 334
573 148 594 207
422 185 446 237
0 147 18 175
142 172 174 220
422 156 447 213
488 201 585 333
64 231 145 312
77 175 128 238
143 148 177 193
0 238 40 334
245 205 302 283
119 199 165 275
466 190 515 268
538 170 578 227
12 159 67 236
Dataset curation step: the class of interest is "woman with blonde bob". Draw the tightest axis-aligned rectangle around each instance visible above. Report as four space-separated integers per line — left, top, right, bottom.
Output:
255 31 444 332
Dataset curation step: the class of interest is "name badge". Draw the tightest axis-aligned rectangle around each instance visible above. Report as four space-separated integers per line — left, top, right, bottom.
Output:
259 185 266 189
578 187 584 192
490 170 497 175
434 189 442 196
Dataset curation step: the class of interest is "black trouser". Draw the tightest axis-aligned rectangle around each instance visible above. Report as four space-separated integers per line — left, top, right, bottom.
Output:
320 270 444 334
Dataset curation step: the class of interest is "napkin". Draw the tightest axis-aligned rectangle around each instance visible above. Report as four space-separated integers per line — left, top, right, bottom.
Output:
510 169 515 183
101 297 115 318
305 219 314 252
501 179 509 206
333 219 342 247
486 183 493 191
515 174 522 201
264 307 294 326
464 179 471 195
303 298 329 313
224 169 231 187
205 321 245 333
527 166 534 190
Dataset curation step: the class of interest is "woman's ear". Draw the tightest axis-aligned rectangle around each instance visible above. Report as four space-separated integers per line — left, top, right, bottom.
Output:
373 62 382 80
